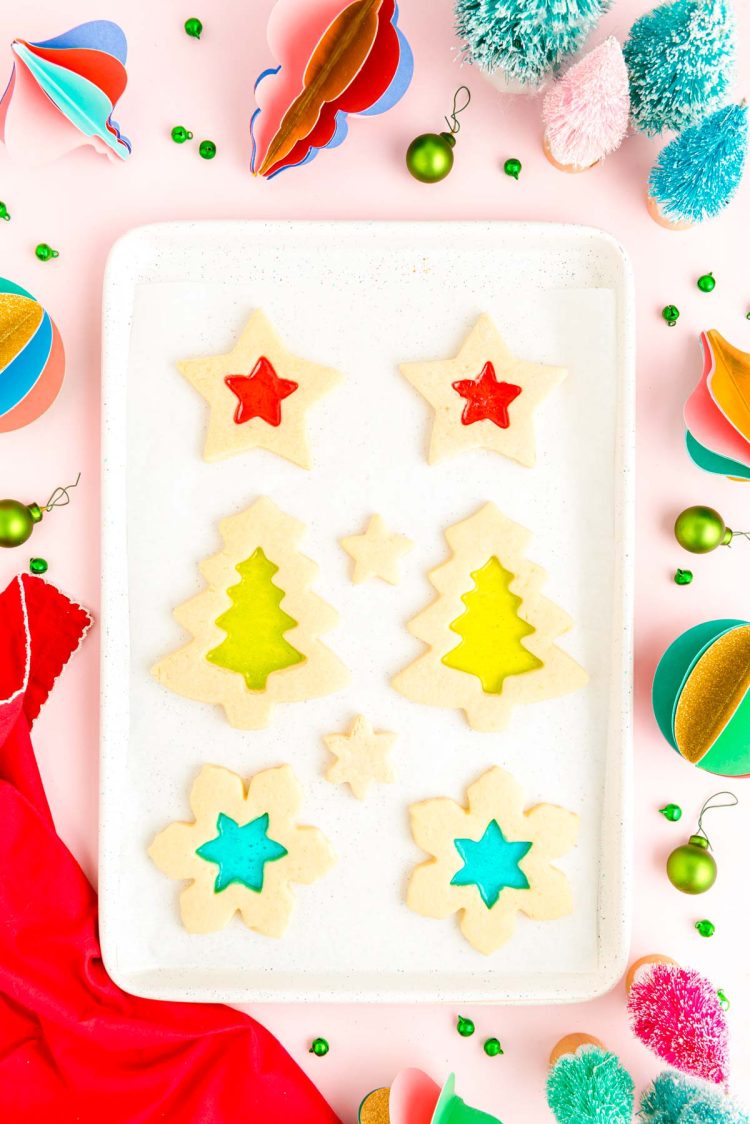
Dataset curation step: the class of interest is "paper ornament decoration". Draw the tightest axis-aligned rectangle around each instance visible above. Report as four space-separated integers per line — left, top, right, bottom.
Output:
683 330 750 480
359 1069 502 1124
0 277 65 432
0 20 131 165
648 103 748 228
652 619 750 776
542 37 630 172
250 0 413 178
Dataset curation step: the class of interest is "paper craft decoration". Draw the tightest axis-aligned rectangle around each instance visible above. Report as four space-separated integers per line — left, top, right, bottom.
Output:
406 766 578 955
250 0 413 178
341 514 413 584
149 764 335 935
178 310 341 467
684 330 750 479
151 497 349 729
0 20 131 165
400 315 566 466
359 1068 502 1124
0 277 65 432
652 618 750 776
393 503 587 731
324 714 396 798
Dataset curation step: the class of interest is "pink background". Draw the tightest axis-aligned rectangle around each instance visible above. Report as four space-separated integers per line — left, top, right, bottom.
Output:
1 0 749 1119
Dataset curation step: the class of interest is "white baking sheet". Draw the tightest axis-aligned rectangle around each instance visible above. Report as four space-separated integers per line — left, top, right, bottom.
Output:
99 221 634 1004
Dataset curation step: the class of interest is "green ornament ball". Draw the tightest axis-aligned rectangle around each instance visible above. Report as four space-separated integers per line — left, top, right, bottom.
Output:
697 272 716 293
171 125 193 143
184 17 203 38
35 242 59 261
406 131 455 183
662 304 680 326
667 835 717 894
29 556 48 575
659 803 682 822
0 499 43 547
674 506 731 554
456 1015 475 1037
483 1037 503 1057
309 1037 329 1057
199 139 216 160
503 157 522 179
695 919 715 938
0 201 10 221
674 568 693 585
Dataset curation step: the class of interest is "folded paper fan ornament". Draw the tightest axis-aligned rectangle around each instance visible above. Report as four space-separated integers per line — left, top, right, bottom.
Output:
250 0 413 178
359 1069 502 1124
0 277 65 431
652 619 750 776
0 20 131 165
684 330 750 477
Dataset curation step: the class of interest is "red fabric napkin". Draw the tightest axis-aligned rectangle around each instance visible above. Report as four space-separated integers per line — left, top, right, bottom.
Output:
0 573 339 1123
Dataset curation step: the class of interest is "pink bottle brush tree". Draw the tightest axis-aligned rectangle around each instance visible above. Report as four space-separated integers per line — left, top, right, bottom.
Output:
542 37 630 172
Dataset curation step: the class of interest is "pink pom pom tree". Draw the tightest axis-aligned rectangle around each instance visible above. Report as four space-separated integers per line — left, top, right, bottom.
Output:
542 37 630 171
627 961 729 1086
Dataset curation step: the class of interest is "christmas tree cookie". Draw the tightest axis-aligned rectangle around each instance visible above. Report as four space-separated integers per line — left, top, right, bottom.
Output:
407 766 578 954
392 503 587 730
151 497 348 728
178 309 341 467
148 764 335 935
400 315 566 466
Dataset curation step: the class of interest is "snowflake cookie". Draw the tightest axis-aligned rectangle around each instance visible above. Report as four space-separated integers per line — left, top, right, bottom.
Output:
392 502 587 731
148 764 335 935
407 766 578 954
400 314 566 466
151 497 349 729
324 714 397 798
178 309 341 467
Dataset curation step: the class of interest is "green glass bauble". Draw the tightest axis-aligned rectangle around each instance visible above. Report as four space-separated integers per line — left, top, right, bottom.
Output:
184 17 203 38
35 242 59 261
456 1015 475 1037
695 919 715 937
697 272 716 293
662 304 680 326
0 201 10 221
674 505 731 553
406 131 455 183
171 126 193 143
667 834 717 894
659 803 682 822
29 556 48 574
0 499 43 547
199 139 217 160
309 1037 329 1057
503 157 522 180
674 568 693 585
483 1037 503 1057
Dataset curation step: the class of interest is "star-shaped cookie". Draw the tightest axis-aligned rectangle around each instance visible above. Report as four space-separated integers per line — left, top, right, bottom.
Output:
340 515 413 585
178 309 341 467
324 715 397 799
400 314 566 467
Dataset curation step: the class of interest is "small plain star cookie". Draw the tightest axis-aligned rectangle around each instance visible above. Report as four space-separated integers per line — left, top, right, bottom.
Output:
340 514 413 585
324 715 397 799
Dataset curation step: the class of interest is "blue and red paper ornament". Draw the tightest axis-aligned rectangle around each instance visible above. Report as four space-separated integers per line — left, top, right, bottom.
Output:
653 619 750 776
251 0 412 178
683 330 750 479
0 277 65 432
0 20 131 164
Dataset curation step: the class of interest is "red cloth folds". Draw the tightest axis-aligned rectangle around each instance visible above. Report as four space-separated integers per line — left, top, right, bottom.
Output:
0 573 339 1123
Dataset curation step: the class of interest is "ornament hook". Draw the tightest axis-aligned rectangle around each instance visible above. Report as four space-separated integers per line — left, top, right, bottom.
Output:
445 86 471 135
44 472 81 512
695 790 738 850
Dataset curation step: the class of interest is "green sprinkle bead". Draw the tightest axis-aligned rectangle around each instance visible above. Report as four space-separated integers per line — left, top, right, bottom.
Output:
184 17 203 38
456 1016 475 1037
0 201 10 221
171 126 193 143
483 1037 504 1057
199 139 216 160
35 242 59 261
29 557 48 575
503 157 521 180
697 272 716 293
674 568 693 585
662 304 680 326
695 919 715 938
659 803 682 822
717 989 730 1011
309 1037 329 1057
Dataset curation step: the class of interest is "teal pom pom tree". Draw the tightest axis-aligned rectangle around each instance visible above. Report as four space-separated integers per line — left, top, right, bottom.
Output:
639 1070 749 1123
648 102 748 226
624 0 735 135
455 0 609 90
546 1046 634 1123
